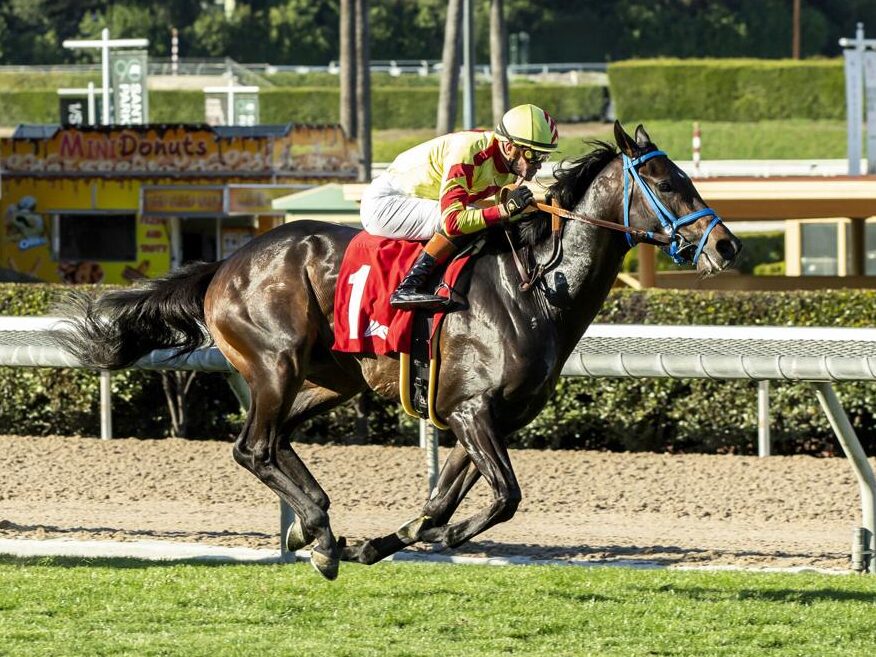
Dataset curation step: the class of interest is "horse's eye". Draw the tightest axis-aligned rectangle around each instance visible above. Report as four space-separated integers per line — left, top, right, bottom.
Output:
657 181 673 193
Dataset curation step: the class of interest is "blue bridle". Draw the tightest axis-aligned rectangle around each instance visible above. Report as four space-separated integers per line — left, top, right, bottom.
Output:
622 150 723 265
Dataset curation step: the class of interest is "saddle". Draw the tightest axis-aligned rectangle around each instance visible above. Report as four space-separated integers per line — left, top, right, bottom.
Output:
332 232 480 429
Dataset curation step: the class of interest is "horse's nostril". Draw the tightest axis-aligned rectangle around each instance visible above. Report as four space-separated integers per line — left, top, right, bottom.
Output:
716 238 738 262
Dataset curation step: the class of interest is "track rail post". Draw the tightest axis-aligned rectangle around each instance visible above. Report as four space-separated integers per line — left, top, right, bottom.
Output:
99 370 112 440
420 419 440 493
758 380 771 457
812 382 876 573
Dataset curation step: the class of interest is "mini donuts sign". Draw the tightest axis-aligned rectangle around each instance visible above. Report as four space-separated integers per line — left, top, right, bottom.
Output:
1 126 274 175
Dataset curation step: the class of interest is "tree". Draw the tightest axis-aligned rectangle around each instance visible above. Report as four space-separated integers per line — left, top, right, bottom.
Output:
489 0 509 126
161 371 198 438
340 0 356 138
367 0 444 60
267 0 339 65
436 0 463 135
0 0 69 63
78 5 178 57
355 0 372 182
189 7 233 58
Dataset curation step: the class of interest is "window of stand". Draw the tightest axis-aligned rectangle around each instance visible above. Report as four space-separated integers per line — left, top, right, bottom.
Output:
57 214 137 262
800 221 840 275
866 219 876 276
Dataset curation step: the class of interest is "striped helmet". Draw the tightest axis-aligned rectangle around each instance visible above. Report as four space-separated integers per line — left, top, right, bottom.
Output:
495 104 559 152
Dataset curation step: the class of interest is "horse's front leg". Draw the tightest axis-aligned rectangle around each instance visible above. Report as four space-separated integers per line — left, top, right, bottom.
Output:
341 443 481 564
417 400 521 549
344 398 520 562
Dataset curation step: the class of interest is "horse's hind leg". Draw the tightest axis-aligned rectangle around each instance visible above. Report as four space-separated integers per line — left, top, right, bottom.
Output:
231 345 348 579
422 444 481 525
277 383 359 552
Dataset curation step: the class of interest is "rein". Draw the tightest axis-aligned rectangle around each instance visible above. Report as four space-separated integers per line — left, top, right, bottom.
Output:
502 200 671 292
533 201 672 246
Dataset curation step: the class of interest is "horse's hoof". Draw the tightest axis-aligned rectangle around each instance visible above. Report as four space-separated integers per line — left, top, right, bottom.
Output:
357 540 383 565
310 546 339 581
396 515 432 544
285 517 314 552
418 526 444 544
339 540 361 562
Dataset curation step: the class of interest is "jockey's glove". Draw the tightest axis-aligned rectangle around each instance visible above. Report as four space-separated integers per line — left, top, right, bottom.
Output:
502 186 534 220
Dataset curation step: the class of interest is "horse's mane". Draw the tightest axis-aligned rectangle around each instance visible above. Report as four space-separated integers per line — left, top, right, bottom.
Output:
484 140 618 251
548 140 618 210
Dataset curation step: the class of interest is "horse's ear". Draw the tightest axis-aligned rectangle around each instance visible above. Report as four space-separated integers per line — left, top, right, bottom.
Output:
614 120 638 157
634 124 653 148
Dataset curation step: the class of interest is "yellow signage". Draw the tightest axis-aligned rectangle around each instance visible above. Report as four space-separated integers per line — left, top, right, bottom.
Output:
0 125 359 177
227 185 301 215
2 178 171 285
141 187 224 216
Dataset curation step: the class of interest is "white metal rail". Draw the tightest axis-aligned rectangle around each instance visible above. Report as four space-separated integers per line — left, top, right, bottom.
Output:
0 318 874 572
564 324 876 573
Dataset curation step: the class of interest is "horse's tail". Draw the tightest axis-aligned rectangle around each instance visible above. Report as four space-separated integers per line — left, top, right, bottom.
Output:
52 260 223 370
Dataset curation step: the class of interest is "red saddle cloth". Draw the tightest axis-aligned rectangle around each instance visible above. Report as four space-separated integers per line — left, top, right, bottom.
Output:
332 232 470 355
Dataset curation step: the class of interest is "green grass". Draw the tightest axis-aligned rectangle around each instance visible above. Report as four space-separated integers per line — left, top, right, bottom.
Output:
374 120 849 163
2 555 875 656
621 120 849 161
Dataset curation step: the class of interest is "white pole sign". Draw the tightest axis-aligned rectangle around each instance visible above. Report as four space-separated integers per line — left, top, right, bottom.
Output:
203 79 259 126
62 28 149 125
845 49 864 175
864 50 876 174
111 49 149 124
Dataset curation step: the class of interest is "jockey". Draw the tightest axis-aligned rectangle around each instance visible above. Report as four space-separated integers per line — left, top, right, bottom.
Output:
360 103 559 309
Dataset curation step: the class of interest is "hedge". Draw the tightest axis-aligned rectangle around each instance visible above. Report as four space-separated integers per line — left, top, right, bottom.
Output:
518 289 876 455
608 58 845 121
0 284 241 439
3 283 876 456
0 84 606 129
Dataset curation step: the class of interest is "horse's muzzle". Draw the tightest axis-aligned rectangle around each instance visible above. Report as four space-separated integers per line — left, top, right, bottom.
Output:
698 232 743 277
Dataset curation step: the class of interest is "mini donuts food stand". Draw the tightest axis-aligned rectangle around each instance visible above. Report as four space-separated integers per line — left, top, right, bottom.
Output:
0 123 356 284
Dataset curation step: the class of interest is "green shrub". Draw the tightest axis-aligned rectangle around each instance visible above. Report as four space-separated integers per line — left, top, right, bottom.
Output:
0 284 240 439
0 90 59 124
734 231 784 275
608 59 844 121
754 261 786 276
0 84 606 129
264 85 604 128
0 72 99 90
512 289 876 455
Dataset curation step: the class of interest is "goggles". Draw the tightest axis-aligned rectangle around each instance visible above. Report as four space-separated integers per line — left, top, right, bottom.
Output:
516 146 550 164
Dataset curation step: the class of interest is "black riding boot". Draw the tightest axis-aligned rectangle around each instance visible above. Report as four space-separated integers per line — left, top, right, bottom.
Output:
390 232 458 310
390 251 446 310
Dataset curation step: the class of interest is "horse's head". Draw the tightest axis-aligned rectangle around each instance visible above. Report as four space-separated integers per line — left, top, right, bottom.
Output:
612 121 741 276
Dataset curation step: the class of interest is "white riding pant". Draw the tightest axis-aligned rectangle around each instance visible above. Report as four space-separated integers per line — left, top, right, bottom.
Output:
360 173 442 241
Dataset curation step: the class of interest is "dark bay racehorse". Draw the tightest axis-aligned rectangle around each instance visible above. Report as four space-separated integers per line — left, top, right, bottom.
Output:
55 122 741 579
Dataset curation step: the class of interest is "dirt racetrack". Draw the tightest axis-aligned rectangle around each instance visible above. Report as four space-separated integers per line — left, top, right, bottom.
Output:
0 435 869 571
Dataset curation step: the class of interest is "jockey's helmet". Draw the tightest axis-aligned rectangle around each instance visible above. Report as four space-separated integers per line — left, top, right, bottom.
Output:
495 104 559 153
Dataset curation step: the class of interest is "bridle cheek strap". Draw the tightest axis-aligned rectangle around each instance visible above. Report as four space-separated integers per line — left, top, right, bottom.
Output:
622 150 724 265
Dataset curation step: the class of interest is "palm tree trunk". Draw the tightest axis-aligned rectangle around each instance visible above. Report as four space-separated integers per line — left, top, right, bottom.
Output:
436 0 463 135
340 0 356 138
355 0 371 182
489 0 509 126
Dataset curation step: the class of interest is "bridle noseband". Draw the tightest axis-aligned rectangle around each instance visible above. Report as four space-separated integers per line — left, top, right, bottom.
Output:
622 150 723 265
